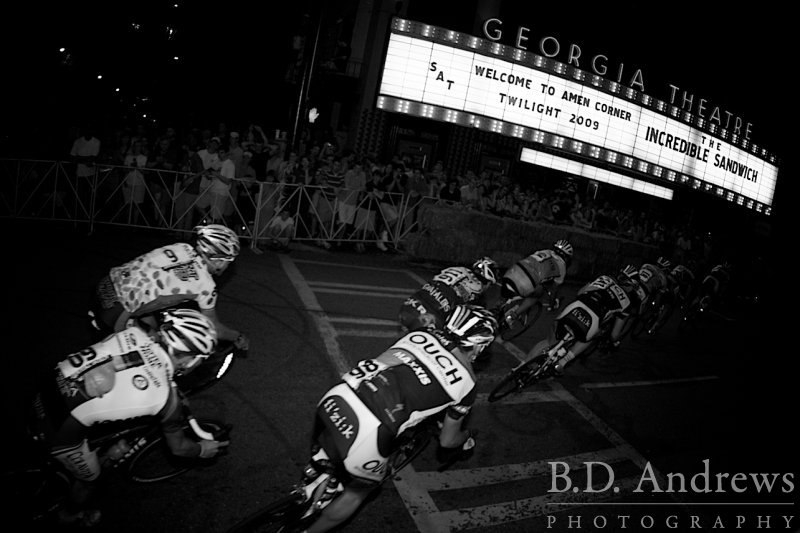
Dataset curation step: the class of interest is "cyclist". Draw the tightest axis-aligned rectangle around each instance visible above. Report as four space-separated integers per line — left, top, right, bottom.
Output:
303 304 498 533
633 257 670 309
89 223 249 350
33 309 230 526
668 263 696 307
398 256 499 333
529 271 635 374
500 239 573 328
691 261 732 310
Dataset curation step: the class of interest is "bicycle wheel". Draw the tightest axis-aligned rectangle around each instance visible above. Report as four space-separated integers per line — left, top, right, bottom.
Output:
127 419 227 483
225 493 308 533
488 358 542 402
389 423 435 475
630 308 657 339
2 467 71 523
648 304 674 335
500 301 542 341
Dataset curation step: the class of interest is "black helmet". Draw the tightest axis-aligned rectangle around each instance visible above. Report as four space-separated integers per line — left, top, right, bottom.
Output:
443 304 498 359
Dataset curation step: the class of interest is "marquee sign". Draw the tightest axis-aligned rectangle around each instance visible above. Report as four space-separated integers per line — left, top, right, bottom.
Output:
376 18 779 213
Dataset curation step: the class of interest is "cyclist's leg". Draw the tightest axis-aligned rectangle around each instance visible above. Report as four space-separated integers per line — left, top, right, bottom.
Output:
552 301 601 371
555 340 589 371
307 483 373 533
610 313 628 344
308 385 387 533
49 417 102 525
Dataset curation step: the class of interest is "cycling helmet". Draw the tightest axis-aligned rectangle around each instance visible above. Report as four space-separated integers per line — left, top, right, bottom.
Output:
195 224 241 260
159 309 218 367
443 304 498 358
553 239 574 263
471 256 499 285
656 257 671 270
619 264 639 281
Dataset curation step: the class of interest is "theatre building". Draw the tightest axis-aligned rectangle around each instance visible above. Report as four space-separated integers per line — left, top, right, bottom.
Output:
295 0 780 254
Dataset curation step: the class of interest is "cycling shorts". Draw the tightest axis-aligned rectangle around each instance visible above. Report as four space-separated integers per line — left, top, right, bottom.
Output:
502 262 538 299
314 383 395 485
555 298 603 343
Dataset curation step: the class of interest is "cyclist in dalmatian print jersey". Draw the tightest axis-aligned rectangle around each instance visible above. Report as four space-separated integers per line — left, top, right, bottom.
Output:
90 224 249 351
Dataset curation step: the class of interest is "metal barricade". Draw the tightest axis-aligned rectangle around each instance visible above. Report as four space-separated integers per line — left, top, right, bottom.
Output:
0 159 431 251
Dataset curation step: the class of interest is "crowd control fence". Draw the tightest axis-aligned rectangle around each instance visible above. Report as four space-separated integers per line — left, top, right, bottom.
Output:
0 159 445 250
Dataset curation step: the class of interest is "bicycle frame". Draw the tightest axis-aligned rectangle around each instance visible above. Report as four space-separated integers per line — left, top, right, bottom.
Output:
488 331 575 402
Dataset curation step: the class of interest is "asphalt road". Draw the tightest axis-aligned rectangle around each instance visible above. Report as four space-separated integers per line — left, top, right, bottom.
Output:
4 221 795 533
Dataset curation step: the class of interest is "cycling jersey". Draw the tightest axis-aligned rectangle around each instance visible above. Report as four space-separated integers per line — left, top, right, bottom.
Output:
701 264 731 297
670 264 694 282
41 326 186 482
54 327 178 426
668 264 695 301
400 266 485 330
314 330 476 483
638 263 669 297
556 275 630 342
502 249 566 298
109 243 218 316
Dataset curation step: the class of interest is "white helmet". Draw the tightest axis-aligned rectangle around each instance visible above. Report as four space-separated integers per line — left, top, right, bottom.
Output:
443 305 498 358
195 224 240 260
553 239 574 264
471 257 499 285
159 309 218 368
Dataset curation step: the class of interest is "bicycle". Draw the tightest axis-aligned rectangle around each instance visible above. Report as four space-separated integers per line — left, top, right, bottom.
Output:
677 294 712 333
488 330 575 402
494 295 546 341
3 339 240 525
225 414 472 533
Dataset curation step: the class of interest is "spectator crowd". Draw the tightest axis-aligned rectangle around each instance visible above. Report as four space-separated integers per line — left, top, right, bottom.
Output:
61 119 731 270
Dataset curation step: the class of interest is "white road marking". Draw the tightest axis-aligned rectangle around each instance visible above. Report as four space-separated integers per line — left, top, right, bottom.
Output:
308 280 411 293
581 375 719 389
413 447 630 490
475 390 561 406
294 258 417 272
494 338 528 362
328 316 398 326
335 328 400 338
311 287 408 299
277 255 350 375
423 475 645 531
286 259 690 531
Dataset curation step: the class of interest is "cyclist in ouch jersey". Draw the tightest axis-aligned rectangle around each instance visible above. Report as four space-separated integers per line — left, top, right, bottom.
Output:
303 305 498 533
89 224 249 351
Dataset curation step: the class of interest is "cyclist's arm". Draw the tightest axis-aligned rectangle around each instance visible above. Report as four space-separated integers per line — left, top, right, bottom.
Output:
200 308 246 345
160 387 228 458
438 412 470 448
113 309 133 332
